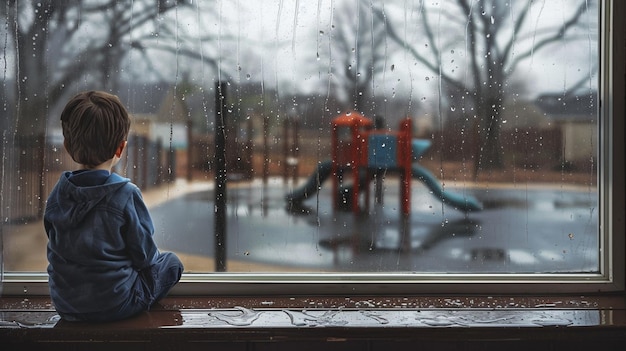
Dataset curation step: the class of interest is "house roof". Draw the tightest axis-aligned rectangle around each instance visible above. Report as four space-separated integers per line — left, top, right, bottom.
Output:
535 93 597 123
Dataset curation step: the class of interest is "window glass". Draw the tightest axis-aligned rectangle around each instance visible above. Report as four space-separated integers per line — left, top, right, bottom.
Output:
1 0 620 294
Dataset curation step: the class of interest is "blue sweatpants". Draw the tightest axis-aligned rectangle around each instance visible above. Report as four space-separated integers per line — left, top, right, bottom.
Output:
59 252 184 323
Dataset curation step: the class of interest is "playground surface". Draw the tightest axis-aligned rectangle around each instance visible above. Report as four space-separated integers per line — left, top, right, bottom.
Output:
148 176 598 274
2 174 598 274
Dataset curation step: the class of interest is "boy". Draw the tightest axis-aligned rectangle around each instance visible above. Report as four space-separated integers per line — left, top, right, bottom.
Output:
44 91 184 322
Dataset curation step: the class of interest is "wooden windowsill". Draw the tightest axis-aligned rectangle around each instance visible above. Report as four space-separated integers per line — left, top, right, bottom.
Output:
2 294 626 348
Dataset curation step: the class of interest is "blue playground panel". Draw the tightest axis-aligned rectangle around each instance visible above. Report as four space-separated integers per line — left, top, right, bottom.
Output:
368 134 398 169
366 135 432 168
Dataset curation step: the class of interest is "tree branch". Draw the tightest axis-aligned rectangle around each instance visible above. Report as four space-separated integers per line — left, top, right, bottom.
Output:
132 40 220 72
372 4 468 94
506 1 589 72
500 0 533 62
456 0 483 97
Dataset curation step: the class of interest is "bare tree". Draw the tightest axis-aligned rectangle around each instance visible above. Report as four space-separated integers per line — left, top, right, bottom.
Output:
0 0 222 220
1 0 208 137
373 0 595 176
329 0 387 114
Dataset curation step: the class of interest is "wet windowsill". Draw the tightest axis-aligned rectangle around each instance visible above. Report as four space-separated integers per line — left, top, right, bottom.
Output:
2 294 626 348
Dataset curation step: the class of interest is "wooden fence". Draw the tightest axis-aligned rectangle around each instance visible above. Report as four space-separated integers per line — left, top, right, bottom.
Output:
2 134 175 223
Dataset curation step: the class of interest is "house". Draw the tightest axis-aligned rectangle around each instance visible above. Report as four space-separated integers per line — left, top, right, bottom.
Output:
535 93 598 169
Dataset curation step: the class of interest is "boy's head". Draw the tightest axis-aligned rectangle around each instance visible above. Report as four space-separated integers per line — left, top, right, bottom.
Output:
61 91 131 168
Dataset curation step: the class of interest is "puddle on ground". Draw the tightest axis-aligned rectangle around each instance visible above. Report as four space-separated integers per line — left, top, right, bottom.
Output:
470 248 507 262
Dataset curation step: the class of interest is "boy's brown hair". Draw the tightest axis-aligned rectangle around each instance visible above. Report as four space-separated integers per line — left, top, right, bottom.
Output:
61 91 131 168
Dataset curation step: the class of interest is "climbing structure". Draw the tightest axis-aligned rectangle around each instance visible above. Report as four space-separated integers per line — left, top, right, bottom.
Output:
287 111 482 216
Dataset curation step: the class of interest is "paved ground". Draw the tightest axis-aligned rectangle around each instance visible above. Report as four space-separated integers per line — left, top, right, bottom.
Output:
3 176 599 274
149 177 598 273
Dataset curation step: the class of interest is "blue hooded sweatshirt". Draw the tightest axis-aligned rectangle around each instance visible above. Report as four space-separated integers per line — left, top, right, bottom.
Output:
44 170 159 315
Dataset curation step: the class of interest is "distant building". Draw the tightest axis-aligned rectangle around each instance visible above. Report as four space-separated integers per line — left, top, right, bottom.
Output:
535 93 598 167
124 83 189 149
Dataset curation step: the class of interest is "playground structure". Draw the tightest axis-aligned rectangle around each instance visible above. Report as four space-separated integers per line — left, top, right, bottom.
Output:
286 111 482 215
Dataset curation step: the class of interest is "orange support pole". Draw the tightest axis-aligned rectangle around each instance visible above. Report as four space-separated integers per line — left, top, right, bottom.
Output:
351 123 360 214
331 112 373 214
398 118 412 216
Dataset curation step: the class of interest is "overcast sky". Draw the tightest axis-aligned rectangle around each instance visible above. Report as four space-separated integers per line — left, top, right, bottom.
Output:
1 0 598 104
143 0 597 103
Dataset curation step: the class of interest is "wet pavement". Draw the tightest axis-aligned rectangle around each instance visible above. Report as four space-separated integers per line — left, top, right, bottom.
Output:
150 177 599 273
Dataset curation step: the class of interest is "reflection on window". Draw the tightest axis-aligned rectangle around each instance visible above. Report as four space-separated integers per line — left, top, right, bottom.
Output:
1 0 614 291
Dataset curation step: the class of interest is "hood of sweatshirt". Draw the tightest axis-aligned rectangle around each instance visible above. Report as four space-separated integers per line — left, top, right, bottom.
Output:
48 171 130 229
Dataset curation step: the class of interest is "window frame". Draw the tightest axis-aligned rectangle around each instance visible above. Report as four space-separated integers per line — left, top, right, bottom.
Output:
1 0 624 297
